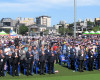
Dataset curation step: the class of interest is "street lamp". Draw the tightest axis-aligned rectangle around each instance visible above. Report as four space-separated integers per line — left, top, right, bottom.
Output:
74 0 76 38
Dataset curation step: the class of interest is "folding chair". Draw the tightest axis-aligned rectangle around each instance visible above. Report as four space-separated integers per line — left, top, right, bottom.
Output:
60 55 68 66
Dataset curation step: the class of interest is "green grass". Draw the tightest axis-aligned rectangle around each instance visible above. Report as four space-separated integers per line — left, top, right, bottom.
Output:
1 64 100 80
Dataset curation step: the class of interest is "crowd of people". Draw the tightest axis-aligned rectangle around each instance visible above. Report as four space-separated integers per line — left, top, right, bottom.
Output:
0 35 100 77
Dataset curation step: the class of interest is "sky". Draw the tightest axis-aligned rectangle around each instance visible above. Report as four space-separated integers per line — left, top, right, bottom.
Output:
0 0 100 26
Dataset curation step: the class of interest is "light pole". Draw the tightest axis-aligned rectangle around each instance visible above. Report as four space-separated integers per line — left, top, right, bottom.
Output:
74 0 76 38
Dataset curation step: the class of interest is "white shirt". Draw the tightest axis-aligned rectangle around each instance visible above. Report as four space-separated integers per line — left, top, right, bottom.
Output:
92 46 97 53
75 46 80 56
4 48 10 55
48 50 49 52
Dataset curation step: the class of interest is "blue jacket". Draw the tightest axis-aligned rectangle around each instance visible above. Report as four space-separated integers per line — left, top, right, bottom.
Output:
70 48 76 59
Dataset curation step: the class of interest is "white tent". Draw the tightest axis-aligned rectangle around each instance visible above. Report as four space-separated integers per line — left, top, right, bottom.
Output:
89 31 95 34
83 31 89 34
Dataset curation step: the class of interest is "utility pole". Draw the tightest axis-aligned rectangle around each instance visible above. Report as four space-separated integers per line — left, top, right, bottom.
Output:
64 24 65 39
74 0 76 38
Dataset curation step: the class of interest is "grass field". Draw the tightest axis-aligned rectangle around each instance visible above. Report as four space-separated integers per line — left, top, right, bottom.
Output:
1 64 100 80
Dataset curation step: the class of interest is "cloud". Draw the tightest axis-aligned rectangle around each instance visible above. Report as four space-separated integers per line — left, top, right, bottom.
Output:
0 0 100 12
77 0 100 6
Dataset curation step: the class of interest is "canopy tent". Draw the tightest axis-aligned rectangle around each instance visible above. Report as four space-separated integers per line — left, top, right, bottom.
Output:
95 31 100 34
83 31 100 35
89 31 95 34
0 31 8 35
10 30 17 36
83 31 89 34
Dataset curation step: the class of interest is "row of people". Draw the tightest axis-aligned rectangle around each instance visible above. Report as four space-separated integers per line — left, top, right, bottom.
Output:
61 43 100 72
0 45 56 77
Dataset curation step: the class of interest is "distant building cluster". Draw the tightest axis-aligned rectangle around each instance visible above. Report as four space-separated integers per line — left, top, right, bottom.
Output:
0 16 100 36
16 17 35 26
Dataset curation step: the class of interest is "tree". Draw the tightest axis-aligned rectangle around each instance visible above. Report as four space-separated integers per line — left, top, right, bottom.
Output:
92 26 100 32
43 30 49 35
87 21 94 26
59 27 66 35
66 28 73 34
68 24 74 28
19 25 28 35
67 24 74 35
87 21 94 30
58 23 74 35
5 28 10 34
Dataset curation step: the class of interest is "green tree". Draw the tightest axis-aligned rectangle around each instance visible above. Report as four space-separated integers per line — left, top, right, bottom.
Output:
58 24 74 35
19 25 28 35
5 28 10 34
68 24 74 28
87 21 94 30
67 24 74 35
43 30 49 35
66 28 73 34
92 26 100 32
87 21 94 26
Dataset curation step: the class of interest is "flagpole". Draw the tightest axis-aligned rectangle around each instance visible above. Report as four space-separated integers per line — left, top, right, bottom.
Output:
74 0 76 38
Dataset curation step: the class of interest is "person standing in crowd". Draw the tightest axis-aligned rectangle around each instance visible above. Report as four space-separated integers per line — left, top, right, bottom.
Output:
62 42 68 56
33 39 39 48
18 46 22 57
20 46 26 73
0 44 3 50
70 45 76 70
0 50 5 77
14 38 19 47
41 39 45 46
12 49 20 76
88 48 94 71
24 44 28 52
53 43 58 51
53 43 58 64
66 43 70 56
26 47 34 76
56 46 61 64
8 47 14 72
97 45 100 71
78 46 86 72
32 46 39 67
92 43 97 54
15 46 19 51
39 47 46 75
45 45 51 71
45 46 50 61
48 47 55 74
75 44 80 56
4 45 10 73
8 40 12 47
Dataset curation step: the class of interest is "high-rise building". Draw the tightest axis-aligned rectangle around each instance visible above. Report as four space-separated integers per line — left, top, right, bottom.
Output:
59 20 66 25
78 19 82 22
95 18 100 26
36 16 51 27
59 20 69 28
16 17 34 26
